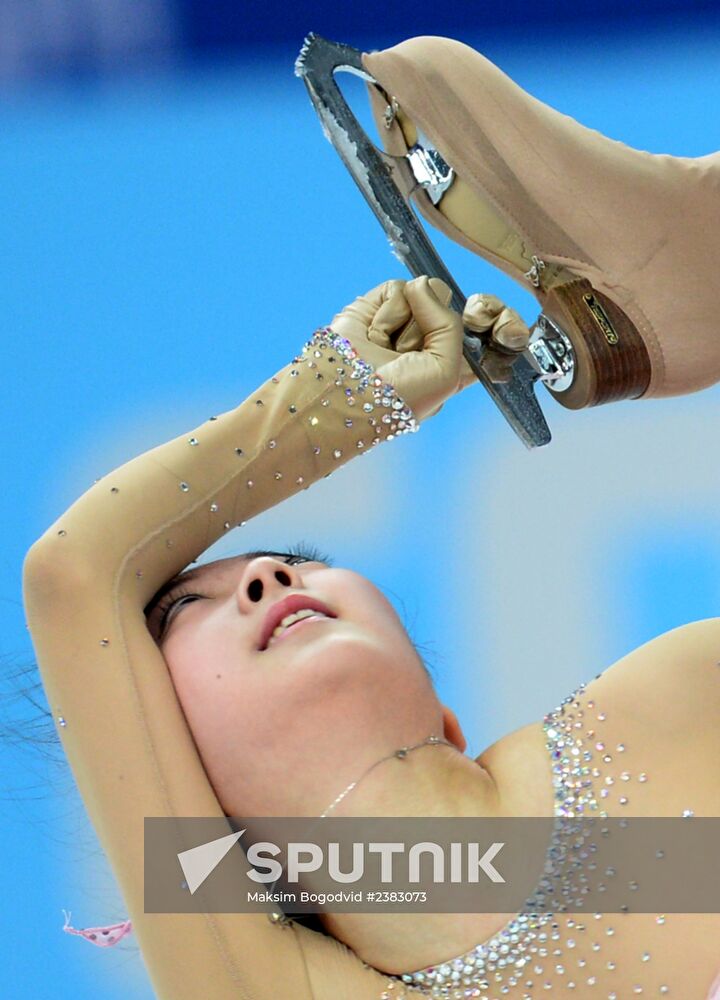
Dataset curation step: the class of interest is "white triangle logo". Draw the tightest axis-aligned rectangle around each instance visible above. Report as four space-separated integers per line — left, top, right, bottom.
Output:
178 829 245 894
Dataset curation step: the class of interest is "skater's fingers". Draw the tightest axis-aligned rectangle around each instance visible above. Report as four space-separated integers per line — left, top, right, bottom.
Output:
394 277 453 353
367 280 412 349
371 277 462 421
403 276 463 374
491 306 531 352
463 293 505 333
330 279 406 338
463 294 530 351
428 276 453 308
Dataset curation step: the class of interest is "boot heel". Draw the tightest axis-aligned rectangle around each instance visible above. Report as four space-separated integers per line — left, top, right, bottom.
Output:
540 278 652 410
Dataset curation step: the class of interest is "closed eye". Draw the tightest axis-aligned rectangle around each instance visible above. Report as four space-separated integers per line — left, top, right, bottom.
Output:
145 544 332 643
153 590 205 641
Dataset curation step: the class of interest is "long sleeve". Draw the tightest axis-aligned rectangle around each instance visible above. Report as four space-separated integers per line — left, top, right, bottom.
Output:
22 327 418 1000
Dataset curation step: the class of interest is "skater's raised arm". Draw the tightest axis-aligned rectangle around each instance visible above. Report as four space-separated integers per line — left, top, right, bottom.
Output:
22 276 486 1000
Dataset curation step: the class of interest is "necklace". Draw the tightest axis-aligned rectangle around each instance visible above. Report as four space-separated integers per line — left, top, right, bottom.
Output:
266 732 457 926
320 733 456 817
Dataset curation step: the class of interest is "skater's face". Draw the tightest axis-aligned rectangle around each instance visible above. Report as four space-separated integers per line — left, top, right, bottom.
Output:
144 550 441 816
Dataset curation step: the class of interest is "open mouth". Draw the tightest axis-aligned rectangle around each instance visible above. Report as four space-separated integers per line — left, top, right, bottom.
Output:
265 611 334 649
259 596 337 651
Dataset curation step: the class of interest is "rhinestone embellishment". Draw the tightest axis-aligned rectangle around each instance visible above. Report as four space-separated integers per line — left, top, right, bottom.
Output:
387 680 672 999
301 329 419 439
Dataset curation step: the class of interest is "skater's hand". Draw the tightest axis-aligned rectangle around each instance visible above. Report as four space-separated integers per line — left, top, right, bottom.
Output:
460 293 531 387
329 276 465 421
329 278 531 419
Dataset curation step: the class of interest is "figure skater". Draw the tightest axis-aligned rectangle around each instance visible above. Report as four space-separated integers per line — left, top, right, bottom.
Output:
23 36 720 1000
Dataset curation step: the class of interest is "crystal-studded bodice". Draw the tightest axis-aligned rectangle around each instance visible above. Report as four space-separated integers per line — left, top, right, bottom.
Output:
387 677 705 1000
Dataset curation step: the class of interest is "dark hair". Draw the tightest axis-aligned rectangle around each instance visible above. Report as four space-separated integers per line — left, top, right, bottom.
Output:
0 656 67 792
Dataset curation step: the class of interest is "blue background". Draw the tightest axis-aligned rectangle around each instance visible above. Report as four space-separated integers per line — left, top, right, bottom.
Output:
3 2 720 997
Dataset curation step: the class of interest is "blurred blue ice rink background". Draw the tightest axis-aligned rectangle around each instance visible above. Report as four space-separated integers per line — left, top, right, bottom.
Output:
3 2 720 997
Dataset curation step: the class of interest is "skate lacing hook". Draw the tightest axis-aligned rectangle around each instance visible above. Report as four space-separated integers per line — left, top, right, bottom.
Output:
524 255 546 288
383 97 399 129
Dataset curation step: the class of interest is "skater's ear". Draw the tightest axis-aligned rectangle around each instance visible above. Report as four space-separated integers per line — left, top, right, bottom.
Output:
441 704 467 753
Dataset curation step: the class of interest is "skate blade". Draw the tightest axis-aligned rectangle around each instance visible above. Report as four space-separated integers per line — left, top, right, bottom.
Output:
296 33 553 449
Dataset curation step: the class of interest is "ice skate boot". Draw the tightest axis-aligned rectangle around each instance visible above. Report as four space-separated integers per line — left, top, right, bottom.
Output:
362 36 720 411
